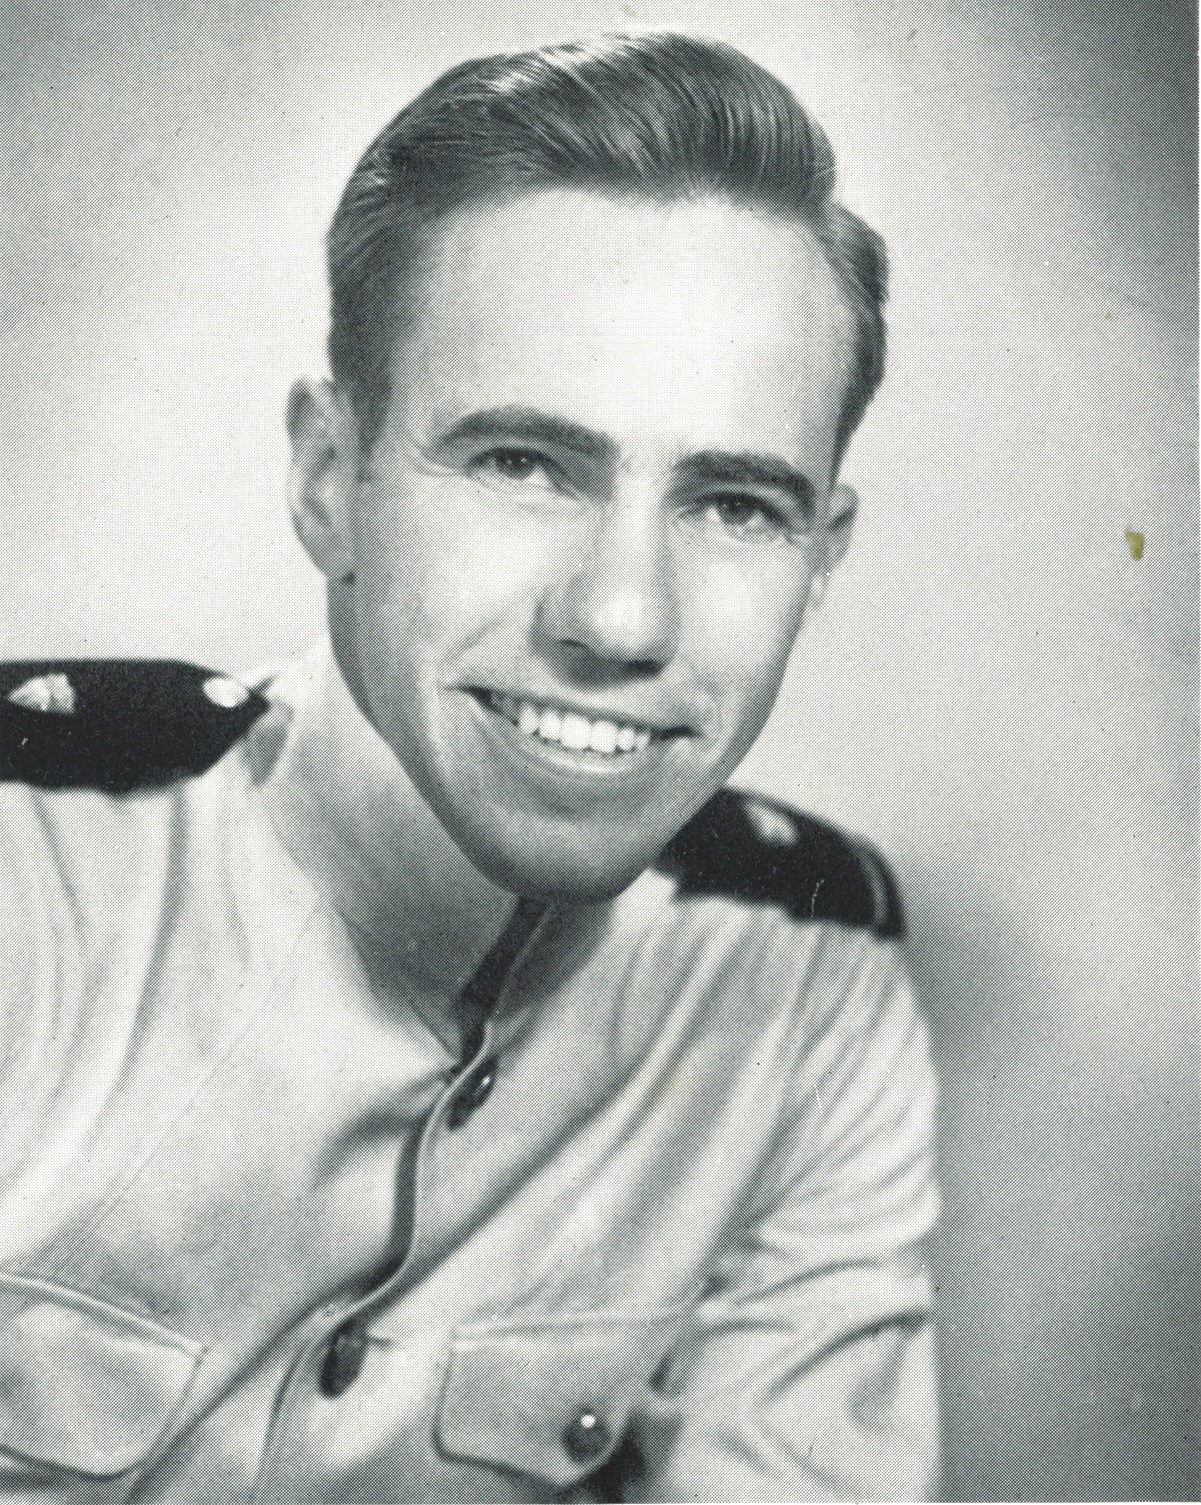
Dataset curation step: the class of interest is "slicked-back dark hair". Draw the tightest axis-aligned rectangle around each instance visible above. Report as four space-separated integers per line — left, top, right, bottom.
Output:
328 33 887 466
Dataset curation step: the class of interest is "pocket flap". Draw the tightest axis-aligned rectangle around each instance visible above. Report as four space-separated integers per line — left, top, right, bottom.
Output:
0 1275 203 1477
437 1315 670 1490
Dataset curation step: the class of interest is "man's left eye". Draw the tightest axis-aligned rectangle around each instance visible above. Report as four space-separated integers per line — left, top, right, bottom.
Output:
694 493 793 540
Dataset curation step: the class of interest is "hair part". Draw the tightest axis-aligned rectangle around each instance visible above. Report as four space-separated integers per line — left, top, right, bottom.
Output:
327 33 887 468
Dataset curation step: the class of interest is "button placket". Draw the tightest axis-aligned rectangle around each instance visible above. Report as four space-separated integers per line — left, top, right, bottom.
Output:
438 902 551 1132
255 904 555 1498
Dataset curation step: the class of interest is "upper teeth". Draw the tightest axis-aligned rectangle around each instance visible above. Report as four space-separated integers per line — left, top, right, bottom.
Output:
489 695 652 755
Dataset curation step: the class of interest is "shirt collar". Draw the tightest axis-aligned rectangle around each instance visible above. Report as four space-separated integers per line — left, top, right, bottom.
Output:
255 639 520 984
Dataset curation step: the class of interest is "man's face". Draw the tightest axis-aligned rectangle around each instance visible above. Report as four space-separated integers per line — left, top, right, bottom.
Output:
294 190 858 901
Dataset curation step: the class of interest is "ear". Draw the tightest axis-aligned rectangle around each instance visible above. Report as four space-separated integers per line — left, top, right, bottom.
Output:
286 378 361 582
823 482 859 572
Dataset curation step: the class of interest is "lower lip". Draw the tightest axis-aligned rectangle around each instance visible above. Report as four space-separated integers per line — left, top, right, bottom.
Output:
465 692 683 783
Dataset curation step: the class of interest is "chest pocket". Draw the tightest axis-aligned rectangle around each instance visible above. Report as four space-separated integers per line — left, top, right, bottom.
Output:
0 1274 203 1478
436 1313 676 1491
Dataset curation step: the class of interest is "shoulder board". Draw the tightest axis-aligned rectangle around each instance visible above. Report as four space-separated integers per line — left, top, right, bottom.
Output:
656 787 904 939
0 660 268 793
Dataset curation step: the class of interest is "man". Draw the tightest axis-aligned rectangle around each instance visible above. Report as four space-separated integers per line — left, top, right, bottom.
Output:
0 33 939 1503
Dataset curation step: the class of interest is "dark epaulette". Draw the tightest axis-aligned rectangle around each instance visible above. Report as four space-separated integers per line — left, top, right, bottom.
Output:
656 787 905 939
0 660 268 793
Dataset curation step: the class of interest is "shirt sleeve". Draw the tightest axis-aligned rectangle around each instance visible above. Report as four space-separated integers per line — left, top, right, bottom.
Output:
622 936 941 1503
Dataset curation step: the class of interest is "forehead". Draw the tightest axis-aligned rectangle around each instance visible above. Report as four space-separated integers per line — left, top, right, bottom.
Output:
390 190 855 477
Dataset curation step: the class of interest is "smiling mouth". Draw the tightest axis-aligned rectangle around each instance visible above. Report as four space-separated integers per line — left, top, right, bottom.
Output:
477 691 674 758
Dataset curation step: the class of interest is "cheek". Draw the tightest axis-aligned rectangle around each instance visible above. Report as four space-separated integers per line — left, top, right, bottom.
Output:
692 557 810 682
350 483 558 657
685 557 811 745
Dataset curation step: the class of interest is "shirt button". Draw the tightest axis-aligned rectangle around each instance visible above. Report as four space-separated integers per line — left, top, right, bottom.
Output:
319 1318 368 1398
563 1409 611 1463
446 1055 499 1130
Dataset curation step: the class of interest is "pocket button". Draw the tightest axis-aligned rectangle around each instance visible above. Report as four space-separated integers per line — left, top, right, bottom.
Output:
563 1408 610 1463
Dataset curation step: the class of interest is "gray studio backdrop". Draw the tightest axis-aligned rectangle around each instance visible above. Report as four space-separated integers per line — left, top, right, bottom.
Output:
3 1 1197 1499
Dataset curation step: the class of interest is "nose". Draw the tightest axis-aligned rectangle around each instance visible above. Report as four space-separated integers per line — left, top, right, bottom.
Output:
536 495 680 672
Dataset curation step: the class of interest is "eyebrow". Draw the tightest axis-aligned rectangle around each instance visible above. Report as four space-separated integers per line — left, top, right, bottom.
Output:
429 407 617 466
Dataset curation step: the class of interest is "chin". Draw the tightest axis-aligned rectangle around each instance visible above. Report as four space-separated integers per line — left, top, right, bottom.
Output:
455 824 661 906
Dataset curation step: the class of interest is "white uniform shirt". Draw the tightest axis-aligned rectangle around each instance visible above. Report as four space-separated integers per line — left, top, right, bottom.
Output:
0 645 939 1502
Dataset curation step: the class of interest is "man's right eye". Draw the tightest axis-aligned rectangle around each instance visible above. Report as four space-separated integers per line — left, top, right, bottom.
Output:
470 447 553 485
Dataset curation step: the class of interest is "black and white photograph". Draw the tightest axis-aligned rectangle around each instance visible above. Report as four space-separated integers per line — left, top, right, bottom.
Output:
0 2 1196 1500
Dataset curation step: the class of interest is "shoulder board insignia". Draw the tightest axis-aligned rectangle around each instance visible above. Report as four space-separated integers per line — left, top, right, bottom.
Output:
1 660 268 793
657 787 904 938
